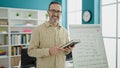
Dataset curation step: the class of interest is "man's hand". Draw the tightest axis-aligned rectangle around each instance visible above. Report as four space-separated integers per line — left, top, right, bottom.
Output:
64 46 74 53
49 46 65 56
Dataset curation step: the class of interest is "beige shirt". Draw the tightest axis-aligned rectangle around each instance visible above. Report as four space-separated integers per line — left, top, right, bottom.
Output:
28 21 69 68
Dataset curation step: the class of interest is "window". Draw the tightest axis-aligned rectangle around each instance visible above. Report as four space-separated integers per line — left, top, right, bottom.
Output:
118 3 120 37
67 0 82 12
118 39 120 68
102 1 120 68
102 0 116 5
67 0 82 25
102 4 116 37
103 38 116 68
68 11 82 24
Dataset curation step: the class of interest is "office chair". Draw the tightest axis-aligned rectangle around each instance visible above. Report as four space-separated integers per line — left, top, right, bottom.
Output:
21 48 36 68
66 52 73 61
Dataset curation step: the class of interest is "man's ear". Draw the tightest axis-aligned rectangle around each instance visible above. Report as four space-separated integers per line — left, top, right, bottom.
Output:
47 10 50 15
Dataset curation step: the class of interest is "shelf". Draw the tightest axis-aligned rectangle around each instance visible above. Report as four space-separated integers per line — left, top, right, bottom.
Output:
0 17 8 19
10 25 36 28
11 32 32 34
11 55 21 57
0 25 8 27
11 44 28 46
0 45 9 47
0 33 8 34
10 18 37 21
0 55 8 59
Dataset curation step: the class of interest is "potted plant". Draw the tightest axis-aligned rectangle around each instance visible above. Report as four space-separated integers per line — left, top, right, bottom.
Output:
28 13 32 19
16 13 20 17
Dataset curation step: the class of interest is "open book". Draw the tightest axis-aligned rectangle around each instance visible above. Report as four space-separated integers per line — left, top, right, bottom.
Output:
60 40 80 48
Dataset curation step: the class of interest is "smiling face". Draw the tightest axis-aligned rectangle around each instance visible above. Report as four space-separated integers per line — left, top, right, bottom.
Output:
48 4 62 24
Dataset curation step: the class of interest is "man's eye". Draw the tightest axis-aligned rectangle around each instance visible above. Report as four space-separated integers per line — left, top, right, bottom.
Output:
49 10 62 13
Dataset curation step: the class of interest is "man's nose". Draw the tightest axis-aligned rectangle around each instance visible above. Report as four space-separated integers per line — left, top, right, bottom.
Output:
54 12 58 15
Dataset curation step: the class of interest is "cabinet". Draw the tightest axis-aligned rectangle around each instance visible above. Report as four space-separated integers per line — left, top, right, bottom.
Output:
0 7 47 68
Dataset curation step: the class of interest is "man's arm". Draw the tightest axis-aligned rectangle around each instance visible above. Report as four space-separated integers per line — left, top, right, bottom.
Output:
28 28 50 58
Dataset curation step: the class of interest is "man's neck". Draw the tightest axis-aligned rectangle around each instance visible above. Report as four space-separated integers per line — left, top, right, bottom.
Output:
49 21 58 27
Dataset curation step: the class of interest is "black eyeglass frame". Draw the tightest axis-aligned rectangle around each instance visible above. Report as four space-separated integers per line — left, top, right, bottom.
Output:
48 9 62 14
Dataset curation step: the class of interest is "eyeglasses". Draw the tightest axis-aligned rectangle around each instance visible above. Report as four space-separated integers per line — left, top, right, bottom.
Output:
48 10 62 14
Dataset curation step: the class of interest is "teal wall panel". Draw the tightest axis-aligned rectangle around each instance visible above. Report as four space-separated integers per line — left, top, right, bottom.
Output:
62 0 67 29
82 0 100 24
0 0 53 10
94 0 100 24
56 0 67 28
82 0 94 24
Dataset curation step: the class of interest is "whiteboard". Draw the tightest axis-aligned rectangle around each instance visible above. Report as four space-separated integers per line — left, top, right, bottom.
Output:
69 24 108 68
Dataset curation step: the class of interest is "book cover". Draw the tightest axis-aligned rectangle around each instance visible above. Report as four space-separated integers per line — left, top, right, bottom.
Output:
60 40 80 48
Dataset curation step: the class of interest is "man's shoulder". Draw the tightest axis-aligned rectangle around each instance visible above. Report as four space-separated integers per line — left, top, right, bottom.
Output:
33 22 46 31
36 22 46 28
60 27 68 33
60 26 67 31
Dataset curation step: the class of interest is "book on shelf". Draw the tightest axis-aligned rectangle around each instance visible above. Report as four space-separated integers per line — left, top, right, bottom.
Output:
60 40 80 48
11 31 20 33
0 49 6 56
11 34 31 44
11 46 23 56
23 29 32 33
4 34 8 45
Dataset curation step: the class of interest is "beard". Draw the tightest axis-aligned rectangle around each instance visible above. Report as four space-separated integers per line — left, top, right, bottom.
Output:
51 16 59 23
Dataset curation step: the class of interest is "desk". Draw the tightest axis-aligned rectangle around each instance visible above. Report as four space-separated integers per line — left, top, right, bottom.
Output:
66 60 73 68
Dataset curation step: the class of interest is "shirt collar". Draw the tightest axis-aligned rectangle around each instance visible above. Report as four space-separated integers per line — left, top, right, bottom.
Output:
45 21 62 28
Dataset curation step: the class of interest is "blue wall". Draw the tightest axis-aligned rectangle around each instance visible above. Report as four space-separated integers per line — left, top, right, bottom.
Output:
56 0 67 28
94 0 100 24
82 0 94 24
62 0 67 29
0 0 53 10
82 0 100 24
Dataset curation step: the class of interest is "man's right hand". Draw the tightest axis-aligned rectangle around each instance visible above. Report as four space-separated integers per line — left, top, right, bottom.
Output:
49 46 65 56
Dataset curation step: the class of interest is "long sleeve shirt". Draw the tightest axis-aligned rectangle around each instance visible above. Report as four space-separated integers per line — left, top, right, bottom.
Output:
28 21 69 68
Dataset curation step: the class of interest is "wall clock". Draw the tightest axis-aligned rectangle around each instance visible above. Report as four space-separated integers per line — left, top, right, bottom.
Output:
82 10 92 23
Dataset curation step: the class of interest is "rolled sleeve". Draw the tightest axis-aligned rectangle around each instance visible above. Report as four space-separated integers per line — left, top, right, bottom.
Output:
28 47 50 58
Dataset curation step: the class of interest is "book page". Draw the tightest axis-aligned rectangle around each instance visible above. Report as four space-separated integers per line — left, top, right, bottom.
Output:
69 24 108 68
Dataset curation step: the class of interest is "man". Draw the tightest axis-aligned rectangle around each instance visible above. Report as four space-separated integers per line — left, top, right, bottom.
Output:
28 1 73 68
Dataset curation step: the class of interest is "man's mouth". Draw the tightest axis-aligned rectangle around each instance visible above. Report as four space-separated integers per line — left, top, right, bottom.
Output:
53 16 58 18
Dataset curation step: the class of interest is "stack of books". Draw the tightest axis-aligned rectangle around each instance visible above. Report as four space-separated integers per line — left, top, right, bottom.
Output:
0 49 6 56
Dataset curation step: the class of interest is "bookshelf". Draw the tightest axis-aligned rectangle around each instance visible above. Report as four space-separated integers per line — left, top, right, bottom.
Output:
0 7 47 68
0 8 9 68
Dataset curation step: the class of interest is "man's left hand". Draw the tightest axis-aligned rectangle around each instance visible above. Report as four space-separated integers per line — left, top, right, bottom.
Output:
64 46 74 53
